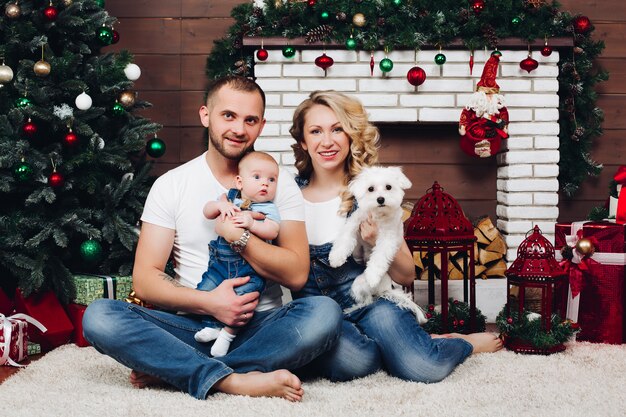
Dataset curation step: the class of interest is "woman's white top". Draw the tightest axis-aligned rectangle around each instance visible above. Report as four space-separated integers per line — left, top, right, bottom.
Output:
304 196 345 245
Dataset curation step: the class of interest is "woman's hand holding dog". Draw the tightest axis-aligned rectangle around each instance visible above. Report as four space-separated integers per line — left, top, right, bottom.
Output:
359 213 378 246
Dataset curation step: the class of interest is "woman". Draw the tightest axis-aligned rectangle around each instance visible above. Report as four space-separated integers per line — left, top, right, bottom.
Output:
290 90 502 382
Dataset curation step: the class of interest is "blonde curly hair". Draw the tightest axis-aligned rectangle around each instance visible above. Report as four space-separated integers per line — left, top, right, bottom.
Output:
290 91 380 214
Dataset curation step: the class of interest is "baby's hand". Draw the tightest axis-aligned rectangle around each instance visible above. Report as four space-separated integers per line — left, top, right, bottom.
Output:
216 201 240 221
232 211 254 229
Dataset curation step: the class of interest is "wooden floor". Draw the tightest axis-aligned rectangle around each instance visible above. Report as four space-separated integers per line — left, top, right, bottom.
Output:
0 353 44 384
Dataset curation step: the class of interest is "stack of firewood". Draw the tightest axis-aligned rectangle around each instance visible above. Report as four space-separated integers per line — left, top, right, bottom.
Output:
406 214 507 280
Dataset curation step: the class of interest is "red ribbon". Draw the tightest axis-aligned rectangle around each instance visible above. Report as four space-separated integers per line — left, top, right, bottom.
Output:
559 256 598 298
614 166 626 224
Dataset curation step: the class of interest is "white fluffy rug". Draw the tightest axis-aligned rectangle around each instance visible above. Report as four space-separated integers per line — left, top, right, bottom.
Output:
2 343 626 417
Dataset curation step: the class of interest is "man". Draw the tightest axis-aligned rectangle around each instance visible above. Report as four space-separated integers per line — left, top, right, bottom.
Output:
83 76 342 402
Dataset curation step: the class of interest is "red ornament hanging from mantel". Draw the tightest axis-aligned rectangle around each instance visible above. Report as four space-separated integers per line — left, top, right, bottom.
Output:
471 0 485 15
407 66 426 86
256 48 269 61
520 54 538 73
314 53 334 76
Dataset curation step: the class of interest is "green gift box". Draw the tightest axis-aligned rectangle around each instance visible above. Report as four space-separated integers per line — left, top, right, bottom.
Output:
27 341 41 356
72 274 133 306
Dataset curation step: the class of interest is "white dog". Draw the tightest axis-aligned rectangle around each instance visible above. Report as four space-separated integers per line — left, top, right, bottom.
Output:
329 166 427 323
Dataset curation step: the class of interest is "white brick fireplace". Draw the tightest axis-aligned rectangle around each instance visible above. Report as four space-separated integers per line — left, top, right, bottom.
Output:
252 47 562 267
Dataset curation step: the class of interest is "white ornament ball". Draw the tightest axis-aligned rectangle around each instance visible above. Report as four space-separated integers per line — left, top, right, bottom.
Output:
124 63 141 81
75 92 93 110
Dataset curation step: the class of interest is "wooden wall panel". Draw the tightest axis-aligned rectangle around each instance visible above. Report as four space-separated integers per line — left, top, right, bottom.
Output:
106 19 182 54
182 0 248 18
181 19 234 54
595 59 626 94
558 0 626 21
131 55 181 91
107 0 182 18
591 23 626 59
181 55 210 90
597 95 626 129
591 129 626 164
136 92 181 126
180 127 207 162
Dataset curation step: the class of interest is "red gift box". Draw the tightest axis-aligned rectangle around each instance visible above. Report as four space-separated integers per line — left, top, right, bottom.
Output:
555 221 626 344
14 289 74 351
1 313 47 366
0 288 13 316
64 303 90 347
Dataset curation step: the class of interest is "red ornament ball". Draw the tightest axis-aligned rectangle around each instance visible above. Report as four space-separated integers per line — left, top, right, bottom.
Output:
573 15 591 34
256 48 269 61
49 171 64 188
22 120 37 137
472 0 485 14
459 320 465 326
315 53 334 71
541 45 553 57
307 0 316 6
426 313 432 319
507 317 513 324
44 5 58 21
112 30 120 44
407 66 426 86
520 56 538 73
63 131 79 147
428 304 435 311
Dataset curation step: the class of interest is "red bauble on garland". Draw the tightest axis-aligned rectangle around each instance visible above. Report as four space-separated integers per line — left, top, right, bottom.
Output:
573 15 591 34
256 48 269 61
22 119 37 138
307 0 317 6
406 66 426 86
48 171 64 188
520 55 538 73
471 0 485 15
315 53 334 75
112 30 120 44
541 45 553 56
43 5 58 21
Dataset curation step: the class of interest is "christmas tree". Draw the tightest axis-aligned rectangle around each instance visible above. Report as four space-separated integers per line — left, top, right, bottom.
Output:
0 0 162 303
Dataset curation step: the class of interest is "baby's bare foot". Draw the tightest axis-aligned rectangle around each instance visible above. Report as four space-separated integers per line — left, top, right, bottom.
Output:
215 370 304 402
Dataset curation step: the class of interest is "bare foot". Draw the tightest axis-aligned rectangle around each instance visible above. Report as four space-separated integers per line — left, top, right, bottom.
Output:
447 332 503 354
129 370 170 389
215 370 304 402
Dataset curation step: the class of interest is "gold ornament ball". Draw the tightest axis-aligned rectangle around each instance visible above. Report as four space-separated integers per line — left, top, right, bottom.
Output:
63 0 73 6
352 13 366 27
5 3 21 19
118 90 136 108
575 238 595 256
34 60 51 77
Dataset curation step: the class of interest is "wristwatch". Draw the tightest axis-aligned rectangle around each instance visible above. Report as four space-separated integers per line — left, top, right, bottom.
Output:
230 229 251 253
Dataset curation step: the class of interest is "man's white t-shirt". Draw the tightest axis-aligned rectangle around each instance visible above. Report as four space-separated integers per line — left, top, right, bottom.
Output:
141 152 305 311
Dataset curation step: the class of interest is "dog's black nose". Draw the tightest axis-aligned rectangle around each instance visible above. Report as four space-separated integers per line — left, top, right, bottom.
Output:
377 197 385 205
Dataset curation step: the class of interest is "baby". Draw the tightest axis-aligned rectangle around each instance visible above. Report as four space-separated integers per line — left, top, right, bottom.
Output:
195 151 280 357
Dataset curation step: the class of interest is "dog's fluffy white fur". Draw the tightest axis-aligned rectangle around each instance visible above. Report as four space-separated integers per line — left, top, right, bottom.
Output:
329 166 427 323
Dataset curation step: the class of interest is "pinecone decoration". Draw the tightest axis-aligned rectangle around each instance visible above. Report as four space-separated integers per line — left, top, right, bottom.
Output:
336 12 347 21
458 8 470 24
524 0 545 9
481 25 498 48
281 16 291 26
233 60 250 76
306 24 333 43
377 17 386 27
252 7 264 18
571 126 585 141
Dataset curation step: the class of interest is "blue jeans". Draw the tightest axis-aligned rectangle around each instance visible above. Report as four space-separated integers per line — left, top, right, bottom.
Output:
293 243 473 382
82 296 342 399
196 236 266 329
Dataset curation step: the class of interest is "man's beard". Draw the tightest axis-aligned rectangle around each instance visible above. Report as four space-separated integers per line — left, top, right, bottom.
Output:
208 127 253 161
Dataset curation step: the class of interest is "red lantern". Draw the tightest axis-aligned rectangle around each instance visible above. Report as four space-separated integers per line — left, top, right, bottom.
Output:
520 55 538 73
407 66 426 86
404 182 478 332
472 0 485 15
44 5 58 21
573 15 591 34
315 53 334 75
504 226 569 354
63 130 79 147
256 48 269 61
22 119 37 138
48 171 64 188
